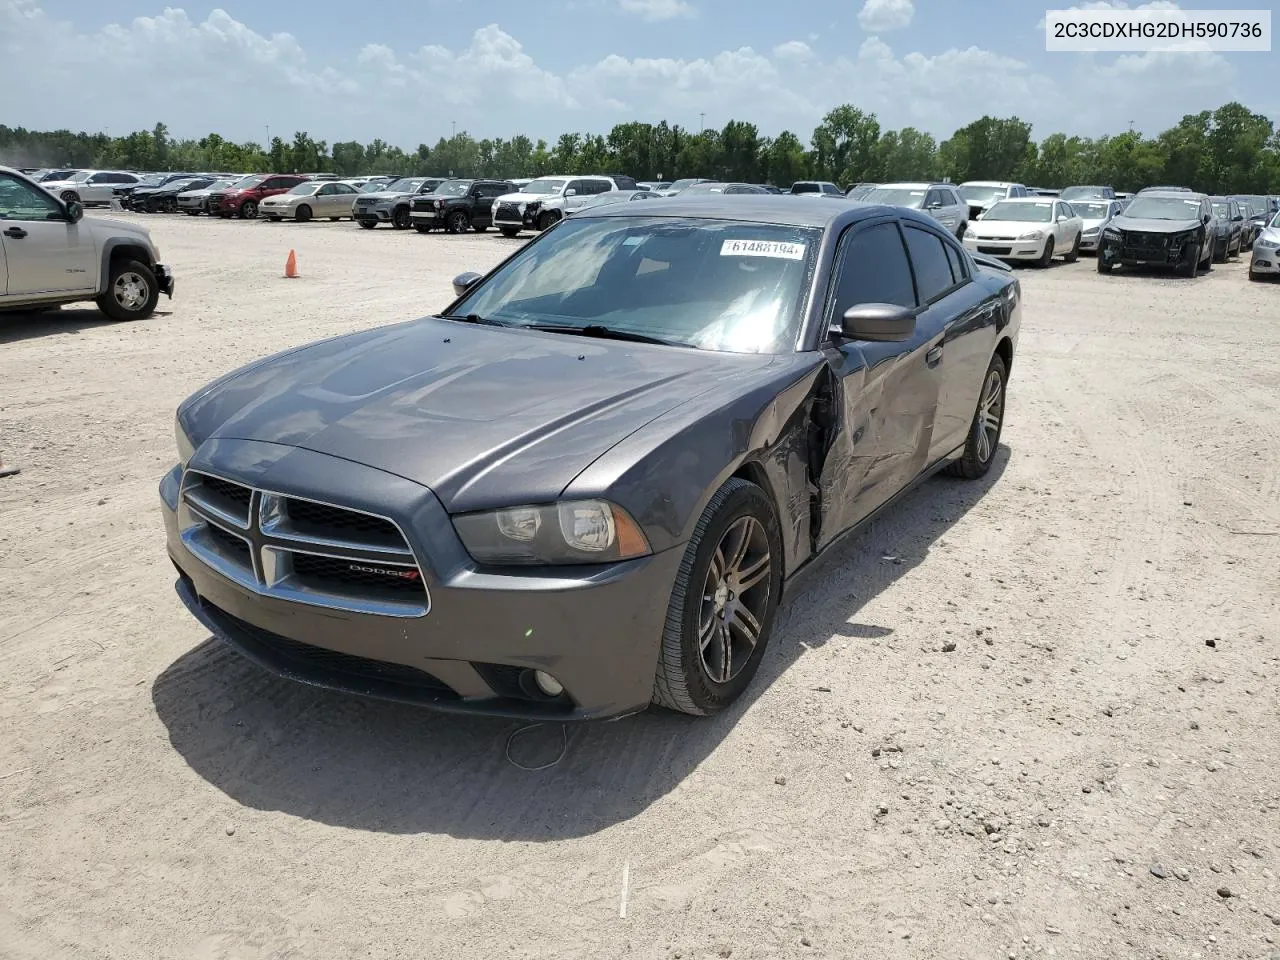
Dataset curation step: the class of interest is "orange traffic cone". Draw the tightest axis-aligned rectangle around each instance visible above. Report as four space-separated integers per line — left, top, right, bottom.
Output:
0 450 19 478
284 249 298 279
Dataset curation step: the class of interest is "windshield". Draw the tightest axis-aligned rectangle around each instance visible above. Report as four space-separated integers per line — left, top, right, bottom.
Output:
384 178 423 193
287 182 319 195
1073 201 1112 219
791 183 820 194
960 185 1007 205
1212 202 1231 217
1060 186 1107 201
434 180 472 197
846 185 877 200
1122 196 1203 220
985 200 1053 222
230 175 265 190
667 179 703 192
202 180 233 191
359 182 385 193
523 178 568 195
863 187 926 208
448 216 820 354
682 183 727 194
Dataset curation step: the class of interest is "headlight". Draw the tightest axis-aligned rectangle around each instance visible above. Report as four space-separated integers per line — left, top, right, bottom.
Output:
1257 238 1279 250
1017 230 1044 241
1083 227 1099 236
1103 227 1122 238
175 414 195 466
434 199 443 210
452 499 651 566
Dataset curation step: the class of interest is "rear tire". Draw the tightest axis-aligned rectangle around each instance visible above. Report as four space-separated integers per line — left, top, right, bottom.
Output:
185 210 200 216
652 478 783 716
946 353 1007 480
295 205 312 223
96 259 159 322
414 225 430 234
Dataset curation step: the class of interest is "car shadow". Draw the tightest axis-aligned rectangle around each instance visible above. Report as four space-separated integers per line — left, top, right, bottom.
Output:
151 446 1009 840
0 307 118 343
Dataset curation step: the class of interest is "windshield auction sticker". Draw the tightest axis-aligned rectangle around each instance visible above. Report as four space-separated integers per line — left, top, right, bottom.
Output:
720 239 806 260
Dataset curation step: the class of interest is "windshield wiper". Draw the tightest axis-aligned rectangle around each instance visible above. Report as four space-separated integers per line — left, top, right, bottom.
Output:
439 313 509 327
525 323 684 347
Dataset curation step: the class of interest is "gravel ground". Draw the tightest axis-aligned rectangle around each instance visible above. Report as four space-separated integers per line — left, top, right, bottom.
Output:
1 213 1278 960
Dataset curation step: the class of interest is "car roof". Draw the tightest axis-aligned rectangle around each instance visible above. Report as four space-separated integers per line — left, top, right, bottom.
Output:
1141 190 1208 199
579 194 941 231
986 196 1056 204
876 181 947 189
961 180 1017 187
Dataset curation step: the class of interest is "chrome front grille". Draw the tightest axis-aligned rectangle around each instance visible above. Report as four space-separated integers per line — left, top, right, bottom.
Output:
496 202 520 220
179 470 429 618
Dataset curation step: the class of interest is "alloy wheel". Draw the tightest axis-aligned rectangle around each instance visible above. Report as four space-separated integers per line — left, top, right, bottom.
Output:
112 271 150 312
698 516 772 684
976 367 1004 463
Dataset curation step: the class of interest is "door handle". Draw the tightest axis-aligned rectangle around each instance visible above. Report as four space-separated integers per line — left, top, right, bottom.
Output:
3 226 28 239
926 345 943 367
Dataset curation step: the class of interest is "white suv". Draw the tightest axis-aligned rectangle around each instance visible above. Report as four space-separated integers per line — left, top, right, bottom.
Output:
491 176 630 236
40 170 141 206
1 167 174 320
862 182 970 239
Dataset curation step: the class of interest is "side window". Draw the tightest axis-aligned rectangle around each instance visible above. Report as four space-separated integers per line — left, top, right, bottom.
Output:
259 178 280 190
587 179 611 195
903 225 958 304
0 173 67 221
317 184 336 196
943 242 968 285
566 179 587 195
336 183 357 194
830 221 917 316
923 189 941 208
944 188 960 206
611 176 638 190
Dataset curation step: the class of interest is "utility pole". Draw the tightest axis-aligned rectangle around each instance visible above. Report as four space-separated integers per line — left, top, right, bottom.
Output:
265 123 270 150
1128 120 1135 133
699 112 705 134
451 120 457 139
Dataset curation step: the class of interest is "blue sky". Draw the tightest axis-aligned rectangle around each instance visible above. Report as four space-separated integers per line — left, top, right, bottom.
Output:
3 0 1274 149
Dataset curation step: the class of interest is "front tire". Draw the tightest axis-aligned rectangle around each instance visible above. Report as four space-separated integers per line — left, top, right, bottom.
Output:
295 204 312 223
536 210 560 231
96 259 159 322
1097 254 1114 274
1036 236 1055 267
358 221 376 230
239 200 258 219
446 210 470 234
1064 233 1081 263
500 227 520 238
946 354 1007 480
652 479 783 716
392 206 411 229
1180 243 1200 278
185 210 200 216
414 224 430 234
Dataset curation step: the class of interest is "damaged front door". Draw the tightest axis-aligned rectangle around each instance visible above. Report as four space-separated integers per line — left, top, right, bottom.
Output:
812 217 945 552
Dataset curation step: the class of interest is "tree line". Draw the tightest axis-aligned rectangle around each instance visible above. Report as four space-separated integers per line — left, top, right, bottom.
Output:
2 100 1278 194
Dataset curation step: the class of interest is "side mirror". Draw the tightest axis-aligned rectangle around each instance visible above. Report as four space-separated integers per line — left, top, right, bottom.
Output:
830 303 917 343
1201 213 1211 225
65 200 84 223
1233 214 1244 222
451 271 483 298
564 188 577 197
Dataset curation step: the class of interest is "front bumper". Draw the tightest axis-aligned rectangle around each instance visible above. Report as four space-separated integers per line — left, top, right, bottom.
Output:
154 264 175 298
1250 244 1280 274
353 204 395 224
1079 231 1101 251
963 236 1046 260
159 441 682 720
1097 232 1197 268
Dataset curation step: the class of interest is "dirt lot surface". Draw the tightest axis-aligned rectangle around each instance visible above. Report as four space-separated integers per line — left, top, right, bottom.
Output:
2 213 1278 960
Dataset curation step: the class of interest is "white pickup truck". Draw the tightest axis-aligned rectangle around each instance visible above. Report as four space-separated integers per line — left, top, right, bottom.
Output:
1 166 174 320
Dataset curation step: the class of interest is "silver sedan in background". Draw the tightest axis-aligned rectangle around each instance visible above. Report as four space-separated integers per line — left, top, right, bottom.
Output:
1071 198 1124 253
571 189 663 212
260 180 362 222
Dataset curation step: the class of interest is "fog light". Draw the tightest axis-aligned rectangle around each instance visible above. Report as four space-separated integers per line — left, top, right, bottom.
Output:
533 670 563 697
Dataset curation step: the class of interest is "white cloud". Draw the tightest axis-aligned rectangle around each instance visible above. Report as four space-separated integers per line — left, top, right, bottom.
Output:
0 0 1267 155
857 0 914 33
772 40 814 62
617 0 695 21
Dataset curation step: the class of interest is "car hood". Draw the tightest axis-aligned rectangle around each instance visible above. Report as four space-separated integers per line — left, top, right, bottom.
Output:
1258 227 1280 245
178 188 214 198
1110 216 1201 233
182 317 775 512
971 219 1050 235
261 194 305 204
85 216 153 243
495 191 557 204
356 191 412 202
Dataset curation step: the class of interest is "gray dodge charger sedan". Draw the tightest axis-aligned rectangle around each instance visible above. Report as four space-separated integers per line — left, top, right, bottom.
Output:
161 197 1021 719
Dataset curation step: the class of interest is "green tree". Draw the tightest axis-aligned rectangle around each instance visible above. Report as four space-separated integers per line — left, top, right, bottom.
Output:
810 105 880 185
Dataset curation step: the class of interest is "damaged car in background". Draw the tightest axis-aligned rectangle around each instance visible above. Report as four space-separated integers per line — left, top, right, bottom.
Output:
1097 190 1214 278
161 197 1020 720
